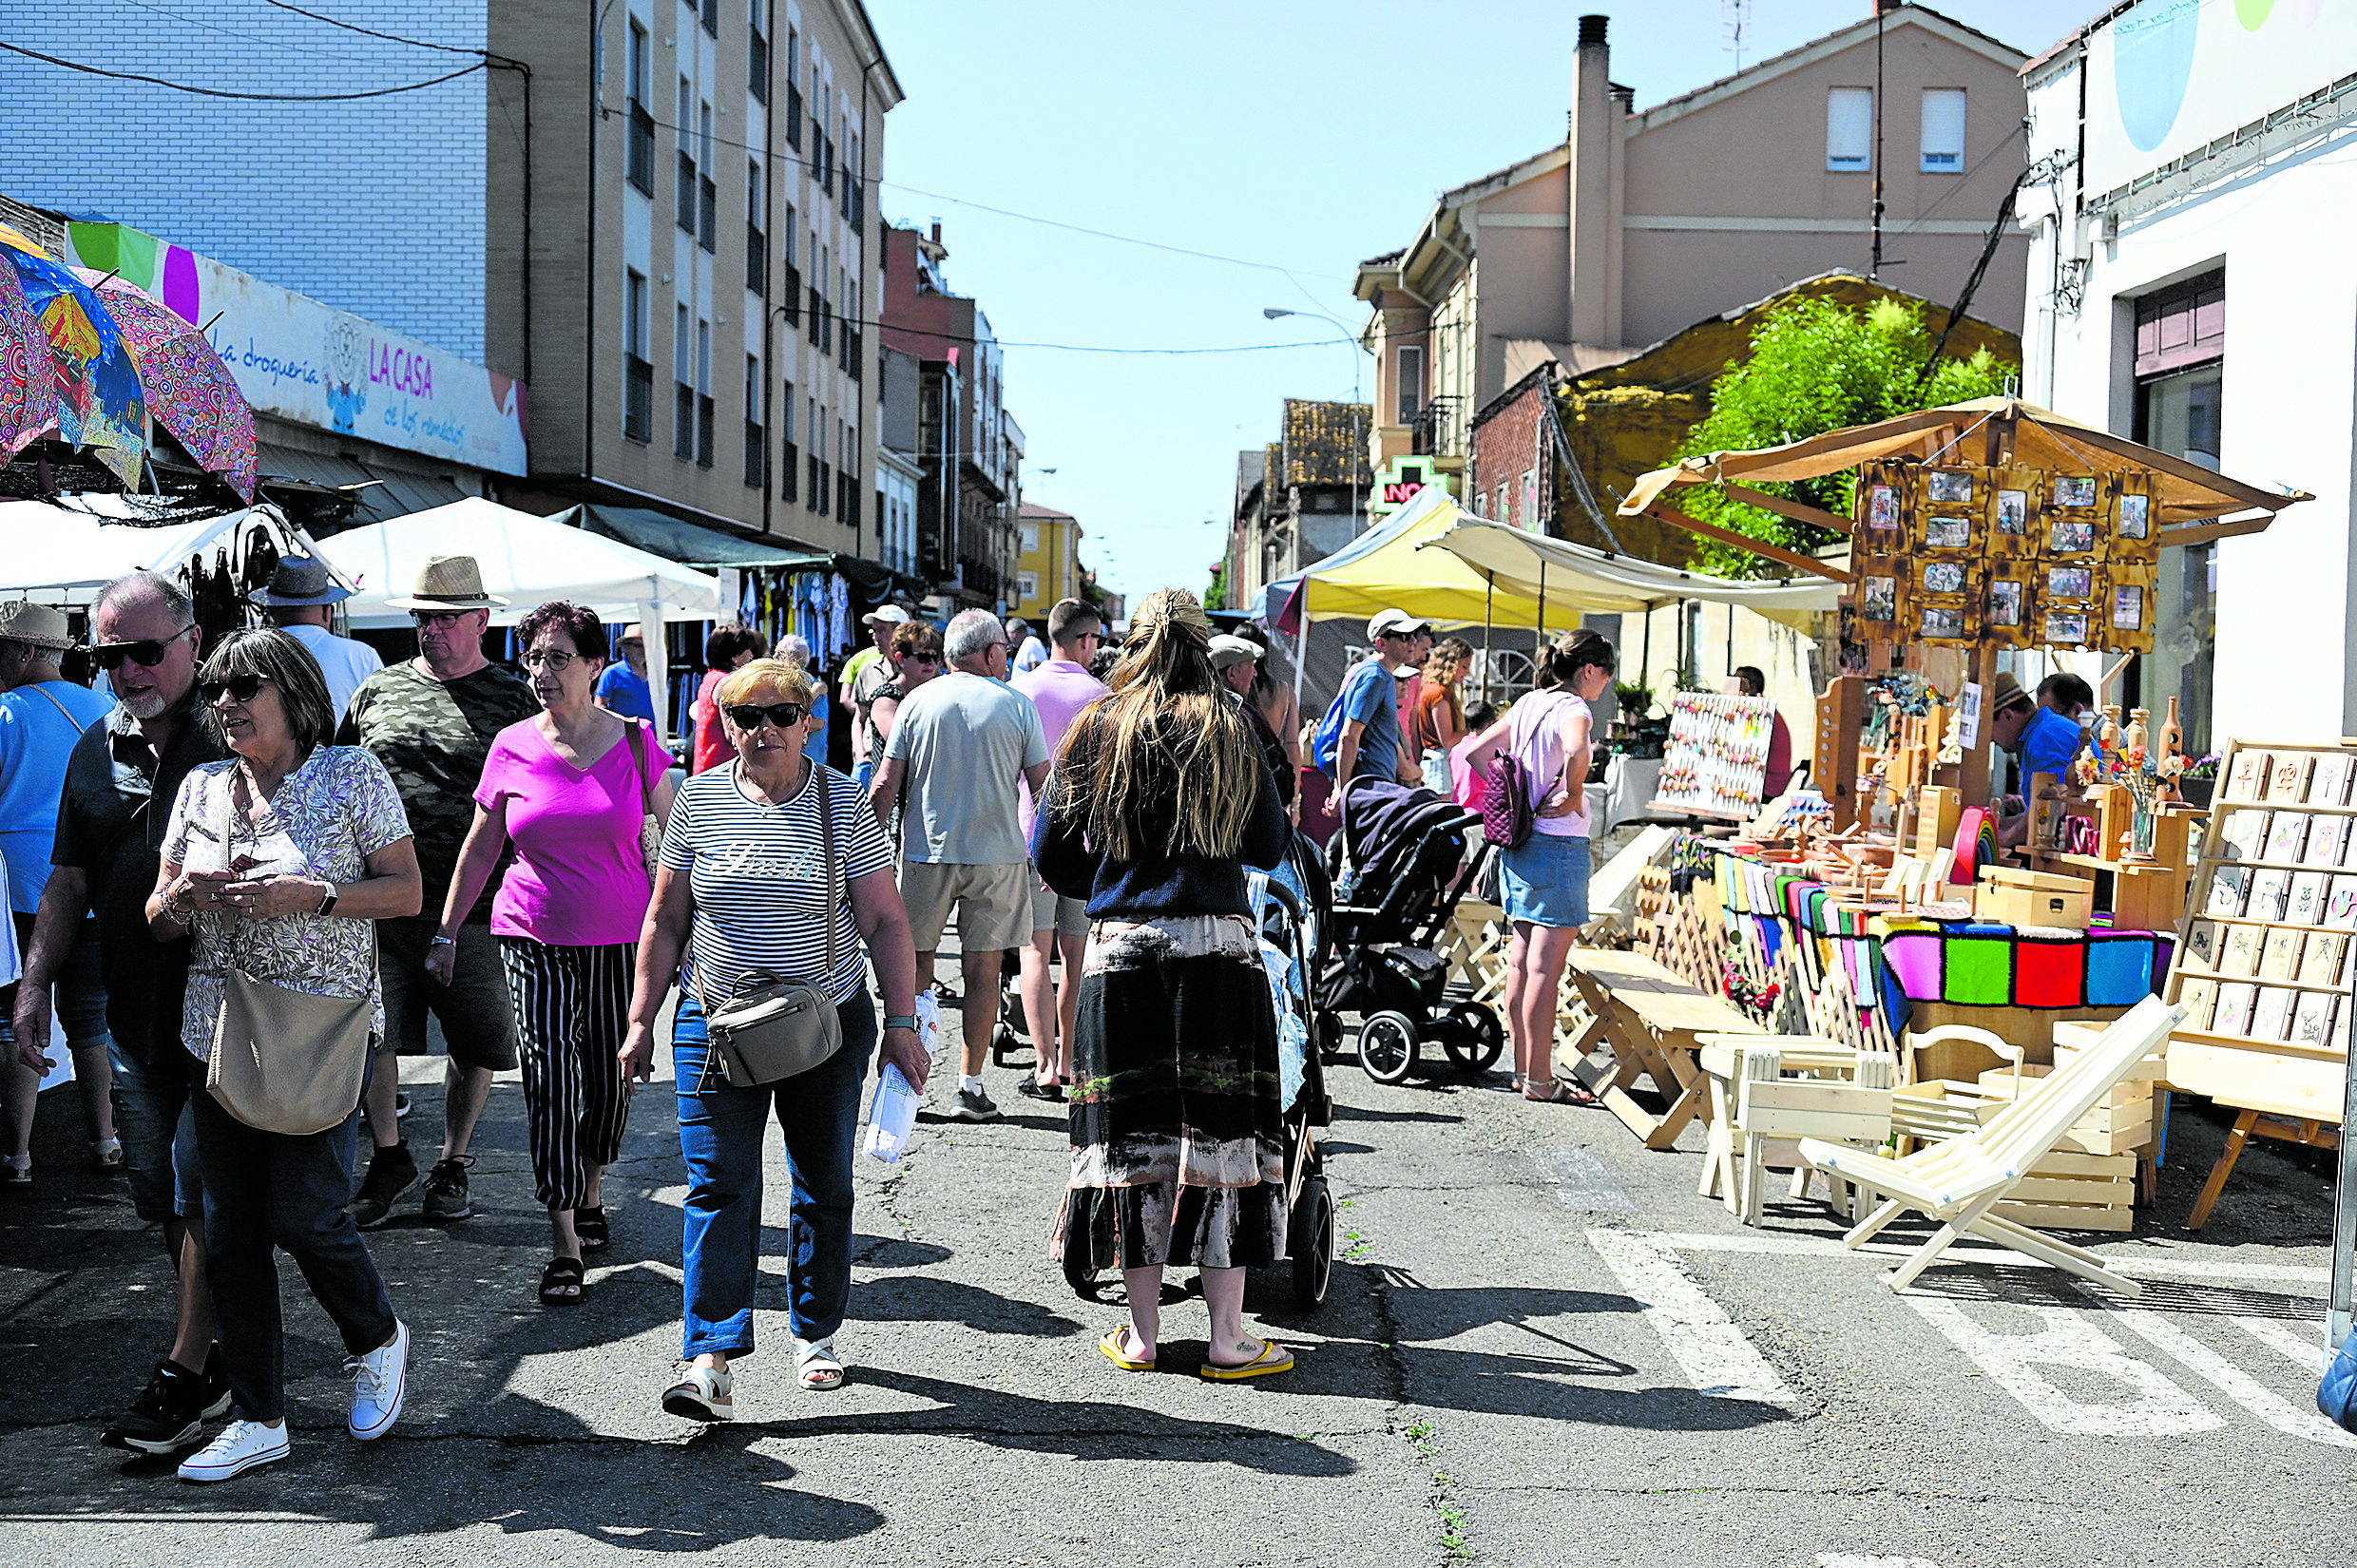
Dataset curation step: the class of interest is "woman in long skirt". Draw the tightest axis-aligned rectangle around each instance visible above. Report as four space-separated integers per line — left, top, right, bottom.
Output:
1031 588 1293 1379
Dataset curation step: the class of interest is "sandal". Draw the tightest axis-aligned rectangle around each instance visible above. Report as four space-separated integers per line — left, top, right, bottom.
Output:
1200 1338 1293 1381
573 1206 609 1253
1098 1327 1156 1371
539 1255 585 1305
91 1138 125 1173
661 1365 735 1423
795 1336 845 1391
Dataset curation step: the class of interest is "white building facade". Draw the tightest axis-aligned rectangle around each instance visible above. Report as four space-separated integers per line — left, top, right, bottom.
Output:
2022 4 2357 752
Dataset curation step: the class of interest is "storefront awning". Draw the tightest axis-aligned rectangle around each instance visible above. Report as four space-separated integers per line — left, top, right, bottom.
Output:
548 503 834 570
255 443 469 524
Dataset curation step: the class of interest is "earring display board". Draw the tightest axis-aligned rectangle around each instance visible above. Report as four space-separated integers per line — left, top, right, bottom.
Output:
2162 737 2357 1129
1853 462 2158 654
1652 692 1778 818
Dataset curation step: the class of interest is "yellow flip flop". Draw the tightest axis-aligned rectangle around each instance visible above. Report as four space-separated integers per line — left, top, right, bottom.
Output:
1098 1328 1156 1371
1199 1339 1293 1381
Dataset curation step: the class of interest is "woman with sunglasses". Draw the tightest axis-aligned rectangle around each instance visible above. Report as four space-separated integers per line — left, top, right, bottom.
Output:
622 658 924 1417
144 628 421 1480
860 620 942 762
433 602 674 1306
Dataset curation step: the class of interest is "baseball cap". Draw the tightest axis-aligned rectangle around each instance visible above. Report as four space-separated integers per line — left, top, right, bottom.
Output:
1207 634 1263 671
863 604 911 626
1367 607 1430 641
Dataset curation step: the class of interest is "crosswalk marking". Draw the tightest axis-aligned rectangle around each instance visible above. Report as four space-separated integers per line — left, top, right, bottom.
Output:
2110 1307 2357 1447
1585 1228 1795 1407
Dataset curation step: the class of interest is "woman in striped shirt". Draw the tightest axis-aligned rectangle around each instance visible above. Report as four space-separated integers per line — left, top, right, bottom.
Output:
622 658 926 1420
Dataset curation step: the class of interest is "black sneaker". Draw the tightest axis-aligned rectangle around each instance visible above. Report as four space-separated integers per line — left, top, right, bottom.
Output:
345 1143 418 1230
420 1156 474 1221
101 1353 231 1455
952 1087 1000 1122
1014 1078 1065 1104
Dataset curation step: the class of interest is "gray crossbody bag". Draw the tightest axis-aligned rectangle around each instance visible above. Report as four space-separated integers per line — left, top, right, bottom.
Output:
701 765 845 1088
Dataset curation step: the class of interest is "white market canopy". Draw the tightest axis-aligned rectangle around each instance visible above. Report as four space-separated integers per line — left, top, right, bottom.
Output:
0 501 317 605
319 497 724 629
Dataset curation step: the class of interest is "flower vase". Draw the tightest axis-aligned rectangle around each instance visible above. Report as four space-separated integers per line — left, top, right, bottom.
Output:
2122 771 2159 865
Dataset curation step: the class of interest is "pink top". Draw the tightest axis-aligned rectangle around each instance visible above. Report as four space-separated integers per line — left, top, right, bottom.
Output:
1506 690 1594 838
1009 659 1109 840
474 717 669 946
1450 735 1488 813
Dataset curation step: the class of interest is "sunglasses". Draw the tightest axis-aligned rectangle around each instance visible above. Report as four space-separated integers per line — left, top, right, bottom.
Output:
93 624 194 671
198 672 268 704
903 651 942 665
412 610 474 630
724 702 807 731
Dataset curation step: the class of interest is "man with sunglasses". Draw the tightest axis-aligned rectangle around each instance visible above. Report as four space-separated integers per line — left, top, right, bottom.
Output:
335 557 539 1230
20 571 231 1454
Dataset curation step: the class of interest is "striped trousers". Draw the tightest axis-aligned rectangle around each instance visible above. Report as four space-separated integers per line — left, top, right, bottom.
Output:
497 938 637 1211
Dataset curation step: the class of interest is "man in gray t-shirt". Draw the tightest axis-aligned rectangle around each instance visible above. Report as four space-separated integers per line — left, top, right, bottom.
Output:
869 610 1049 1122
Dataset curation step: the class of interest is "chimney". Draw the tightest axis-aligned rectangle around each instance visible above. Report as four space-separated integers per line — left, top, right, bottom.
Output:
929 220 942 244
1578 13 1607 48
1567 13 1619 350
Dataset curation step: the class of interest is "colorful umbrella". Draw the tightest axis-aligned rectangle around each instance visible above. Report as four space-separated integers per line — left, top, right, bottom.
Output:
79 271 257 502
0 252 59 461
0 242 146 487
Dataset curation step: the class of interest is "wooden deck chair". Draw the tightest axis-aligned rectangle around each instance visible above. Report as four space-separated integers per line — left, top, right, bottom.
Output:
1797 995 2181 1295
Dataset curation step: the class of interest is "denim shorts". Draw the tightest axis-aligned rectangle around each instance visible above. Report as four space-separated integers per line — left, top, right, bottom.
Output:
113 1045 203 1223
1498 832 1591 929
1 912 107 1047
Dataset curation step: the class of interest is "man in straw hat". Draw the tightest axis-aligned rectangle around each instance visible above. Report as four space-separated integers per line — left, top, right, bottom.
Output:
0 601 120 1193
594 624 659 729
336 557 539 1230
247 555 382 725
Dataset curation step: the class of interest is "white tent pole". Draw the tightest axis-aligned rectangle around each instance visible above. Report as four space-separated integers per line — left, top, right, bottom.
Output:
641 592 669 744
1290 580 1309 824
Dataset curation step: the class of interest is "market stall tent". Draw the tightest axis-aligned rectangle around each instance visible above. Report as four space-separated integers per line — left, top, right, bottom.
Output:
0 500 321 604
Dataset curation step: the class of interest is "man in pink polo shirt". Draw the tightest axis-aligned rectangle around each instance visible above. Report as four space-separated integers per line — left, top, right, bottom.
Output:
1007 599 1109 1101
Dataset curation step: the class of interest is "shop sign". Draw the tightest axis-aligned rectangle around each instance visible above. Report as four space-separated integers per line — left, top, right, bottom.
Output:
1370 455 1434 519
63 220 528 476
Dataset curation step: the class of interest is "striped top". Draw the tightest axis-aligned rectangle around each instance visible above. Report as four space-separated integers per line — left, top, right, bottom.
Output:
659 759 895 1005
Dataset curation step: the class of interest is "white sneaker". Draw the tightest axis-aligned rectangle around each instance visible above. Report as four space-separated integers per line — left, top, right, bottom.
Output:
347 1320 409 1441
661 1365 735 1423
176 1419 290 1482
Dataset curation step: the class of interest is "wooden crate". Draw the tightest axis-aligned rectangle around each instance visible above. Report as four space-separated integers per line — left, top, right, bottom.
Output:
1975 866 2096 929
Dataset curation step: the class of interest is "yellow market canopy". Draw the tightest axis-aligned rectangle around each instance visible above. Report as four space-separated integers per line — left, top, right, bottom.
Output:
1620 396 2309 535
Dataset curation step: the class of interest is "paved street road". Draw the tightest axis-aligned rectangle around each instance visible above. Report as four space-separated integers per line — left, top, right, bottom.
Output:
4 981 2352 1567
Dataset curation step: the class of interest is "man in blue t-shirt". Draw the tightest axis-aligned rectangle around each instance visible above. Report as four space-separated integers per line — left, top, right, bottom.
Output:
2022 672 2093 782
593 629 659 728
1335 607 1430 786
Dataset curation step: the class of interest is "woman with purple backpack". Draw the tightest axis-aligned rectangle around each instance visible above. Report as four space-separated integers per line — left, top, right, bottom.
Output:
1466 632 1617 1101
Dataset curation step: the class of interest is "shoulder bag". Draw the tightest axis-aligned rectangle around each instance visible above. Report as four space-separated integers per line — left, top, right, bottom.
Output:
623 718 661 886
205 764 374 1136
703 761 846 1088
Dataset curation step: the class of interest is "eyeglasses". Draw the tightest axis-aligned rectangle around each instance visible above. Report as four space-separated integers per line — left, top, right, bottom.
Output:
92 624 194 671
518 648 580 672
197 672 268 704
903 651 941 665
412 610 474 630
724 702 806 731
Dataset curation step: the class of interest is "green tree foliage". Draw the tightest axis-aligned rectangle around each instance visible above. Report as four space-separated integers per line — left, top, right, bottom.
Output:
1673 297 2016 578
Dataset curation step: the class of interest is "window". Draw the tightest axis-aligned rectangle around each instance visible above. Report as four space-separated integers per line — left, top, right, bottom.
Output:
1022 523 1039 552
1827 86 1872 172
783 29 802 150
845 132 862 227
625 25 654 195
2131 268 2226 762
779 205 800 322
807 399 823 511
696 318 714 467
748 0 767 103
743 354 764 487
1019 572 1039 602
1395 344 1423 424
676 78 697 233
778 379 798 501
1919 87 1965 173
698 105 717 251
745 161 765 293
673 304 695 460
699 0 717 38
623 269 652 442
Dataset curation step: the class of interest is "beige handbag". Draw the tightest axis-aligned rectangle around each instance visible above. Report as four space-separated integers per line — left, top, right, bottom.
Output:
201 763 374 1136
703 763 845 1088
624 719 661 886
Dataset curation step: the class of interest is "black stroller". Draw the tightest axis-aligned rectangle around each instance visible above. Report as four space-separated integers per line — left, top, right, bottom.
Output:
1319 777 1503 1085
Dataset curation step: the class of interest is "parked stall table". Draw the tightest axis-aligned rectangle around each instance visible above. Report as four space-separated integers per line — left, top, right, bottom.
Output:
1562 948 1765 1149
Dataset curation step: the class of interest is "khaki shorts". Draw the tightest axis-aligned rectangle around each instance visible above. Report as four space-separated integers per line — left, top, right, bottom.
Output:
900 859 1032 954
1029 874 1090 936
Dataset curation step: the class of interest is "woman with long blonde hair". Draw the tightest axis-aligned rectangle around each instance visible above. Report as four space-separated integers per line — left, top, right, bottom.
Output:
1032 588 1293 1380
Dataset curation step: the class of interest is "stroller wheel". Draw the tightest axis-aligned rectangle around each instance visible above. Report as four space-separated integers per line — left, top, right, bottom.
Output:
1439 1001 1505 1074
1290 1174 1334 1310
990 1023 1023 1068
1358 1011 1419 1085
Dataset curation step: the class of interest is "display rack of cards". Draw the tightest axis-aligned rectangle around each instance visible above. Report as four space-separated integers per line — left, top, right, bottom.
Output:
2161 737 2357 1225
1650 692 1777 819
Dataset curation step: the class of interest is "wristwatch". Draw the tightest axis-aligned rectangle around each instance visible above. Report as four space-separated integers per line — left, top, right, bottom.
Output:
883 1014 920 1032
429 935 456 948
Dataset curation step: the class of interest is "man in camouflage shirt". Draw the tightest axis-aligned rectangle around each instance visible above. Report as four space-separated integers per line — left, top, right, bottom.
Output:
335 558 539 1227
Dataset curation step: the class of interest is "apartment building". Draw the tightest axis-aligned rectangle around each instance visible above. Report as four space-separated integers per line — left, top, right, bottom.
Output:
1014 501 1083 621
0 0 900 558
1355 5 2027 489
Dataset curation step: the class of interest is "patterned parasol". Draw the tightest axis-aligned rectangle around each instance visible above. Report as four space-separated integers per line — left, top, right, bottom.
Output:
79 271 258 502
0 225 61 462
0 236 146 487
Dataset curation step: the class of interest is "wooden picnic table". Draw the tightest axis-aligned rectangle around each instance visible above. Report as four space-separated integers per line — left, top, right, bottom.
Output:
1561 947 1766 1149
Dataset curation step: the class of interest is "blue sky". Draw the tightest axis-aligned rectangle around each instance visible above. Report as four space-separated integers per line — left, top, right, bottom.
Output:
866 0 2098 607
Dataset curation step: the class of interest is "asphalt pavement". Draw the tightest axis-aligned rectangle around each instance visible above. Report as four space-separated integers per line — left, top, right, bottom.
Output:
3 969 2352 1567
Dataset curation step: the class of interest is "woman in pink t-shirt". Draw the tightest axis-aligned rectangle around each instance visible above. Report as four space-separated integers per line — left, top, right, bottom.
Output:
434 602 675 1305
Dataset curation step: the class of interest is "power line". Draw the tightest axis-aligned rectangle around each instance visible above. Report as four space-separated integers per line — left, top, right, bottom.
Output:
256 0 485 55
0 39 484 100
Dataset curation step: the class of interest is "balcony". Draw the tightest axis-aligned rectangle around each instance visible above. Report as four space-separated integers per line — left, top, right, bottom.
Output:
697 394 715 468
676 152 697 234
778 439 798 502
698 177 717 253
1410 395 1462 458
673 382 695 460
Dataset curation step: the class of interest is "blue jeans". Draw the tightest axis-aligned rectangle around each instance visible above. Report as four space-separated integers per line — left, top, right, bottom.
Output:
189 1061 396 1424
673 987 876 1359
853 759 875 803
110 1042 203 1224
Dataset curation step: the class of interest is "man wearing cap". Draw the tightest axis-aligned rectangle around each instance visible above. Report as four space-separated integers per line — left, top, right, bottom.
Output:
844 603 910 795
1008 616 1049 677
0 601 119 1191
336 557 539 1229
247 555 382 725
1211 632 1293 808
1007 599 1106 1101
1335 608 1430 788
594 626 659 728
